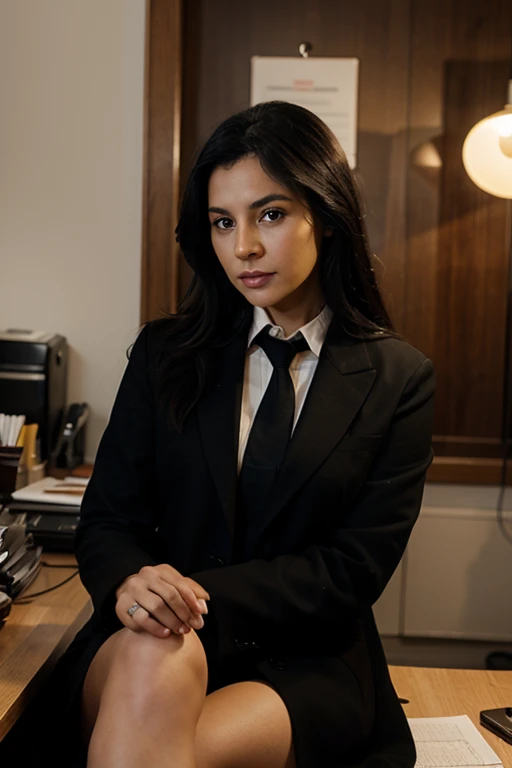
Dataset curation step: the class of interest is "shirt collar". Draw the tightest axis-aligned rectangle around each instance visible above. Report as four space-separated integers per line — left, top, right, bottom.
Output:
247 305 333 358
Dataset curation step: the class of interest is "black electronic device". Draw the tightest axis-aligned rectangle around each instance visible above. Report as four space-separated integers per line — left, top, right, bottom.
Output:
0 329 68 461
50 402 89 470
480 707 512 746
5 501 80 551
24 511 80 551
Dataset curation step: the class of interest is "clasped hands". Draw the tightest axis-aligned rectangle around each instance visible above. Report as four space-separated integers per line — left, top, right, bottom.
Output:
115 563 210 638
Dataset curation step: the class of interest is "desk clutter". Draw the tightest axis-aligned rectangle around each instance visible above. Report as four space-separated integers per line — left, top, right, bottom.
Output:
0 327 91 558
12 475 87 506
0 418 51 598
0 441 83 552
0 412 43 494
0 513 42 602
0 477 83 615
1 476 87 552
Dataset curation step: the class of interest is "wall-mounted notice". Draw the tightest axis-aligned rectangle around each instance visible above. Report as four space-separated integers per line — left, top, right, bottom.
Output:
250 56 359 169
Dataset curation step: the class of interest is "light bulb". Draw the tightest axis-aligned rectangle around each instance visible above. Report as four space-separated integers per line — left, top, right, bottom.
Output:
462 105 512 198
500 135 512 159
495 113 512 138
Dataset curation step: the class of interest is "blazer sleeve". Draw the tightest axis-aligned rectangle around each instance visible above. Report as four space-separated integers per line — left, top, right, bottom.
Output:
74 325 160 631
190 356 435 663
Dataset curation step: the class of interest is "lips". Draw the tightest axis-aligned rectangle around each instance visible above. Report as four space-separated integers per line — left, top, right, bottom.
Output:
239 272 275 288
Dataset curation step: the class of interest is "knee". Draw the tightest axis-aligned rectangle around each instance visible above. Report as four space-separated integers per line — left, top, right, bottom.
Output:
113 627 208 698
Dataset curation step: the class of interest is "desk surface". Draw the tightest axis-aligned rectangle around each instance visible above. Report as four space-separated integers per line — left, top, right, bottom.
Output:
0 553 92 740
390 665 512 766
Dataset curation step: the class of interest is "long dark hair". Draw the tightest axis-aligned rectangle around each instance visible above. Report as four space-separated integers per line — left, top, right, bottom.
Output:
154 101 395 431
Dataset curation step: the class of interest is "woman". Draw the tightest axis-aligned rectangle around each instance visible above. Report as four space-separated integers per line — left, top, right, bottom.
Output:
52 101 435 767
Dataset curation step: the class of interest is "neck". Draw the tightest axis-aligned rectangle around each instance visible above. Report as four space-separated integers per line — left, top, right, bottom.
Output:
265 298 324 337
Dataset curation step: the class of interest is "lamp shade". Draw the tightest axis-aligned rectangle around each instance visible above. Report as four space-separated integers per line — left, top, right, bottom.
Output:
462 81 512 199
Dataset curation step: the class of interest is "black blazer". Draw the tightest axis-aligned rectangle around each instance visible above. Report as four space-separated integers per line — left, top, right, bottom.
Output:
72 320 435 767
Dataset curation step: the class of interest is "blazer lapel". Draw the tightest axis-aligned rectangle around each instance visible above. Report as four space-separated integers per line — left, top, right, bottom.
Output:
259 329 377 535
197 333 246 539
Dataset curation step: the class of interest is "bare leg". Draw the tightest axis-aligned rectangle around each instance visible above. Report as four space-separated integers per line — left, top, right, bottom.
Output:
83 627 208 768
195 680 295 768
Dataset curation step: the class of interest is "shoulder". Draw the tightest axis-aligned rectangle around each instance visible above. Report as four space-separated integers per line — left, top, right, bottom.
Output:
363 335 435 396
365 334 430 371
141 316 177 345
123 319 178 398
130 317 178 361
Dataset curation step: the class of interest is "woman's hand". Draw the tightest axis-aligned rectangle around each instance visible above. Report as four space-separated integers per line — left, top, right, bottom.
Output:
115 563 211 638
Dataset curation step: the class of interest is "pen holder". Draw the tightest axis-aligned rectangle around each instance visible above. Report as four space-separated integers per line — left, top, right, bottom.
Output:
0 446 24 501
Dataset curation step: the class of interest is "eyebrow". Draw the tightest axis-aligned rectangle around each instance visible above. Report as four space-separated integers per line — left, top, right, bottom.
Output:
208 194 293 216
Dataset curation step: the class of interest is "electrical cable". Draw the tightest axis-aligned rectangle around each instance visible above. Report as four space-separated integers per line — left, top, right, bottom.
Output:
13 561 79 604
496 184 512 548
486 35 512 669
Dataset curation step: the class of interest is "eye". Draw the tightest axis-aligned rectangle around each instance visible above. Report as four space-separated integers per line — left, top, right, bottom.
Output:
261 208 285 222
212 217 234 230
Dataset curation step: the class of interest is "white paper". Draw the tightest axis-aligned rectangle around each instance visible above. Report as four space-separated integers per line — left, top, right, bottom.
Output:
0 413 25 446
408 716 502 767
250 56 359 168
12 476 89 507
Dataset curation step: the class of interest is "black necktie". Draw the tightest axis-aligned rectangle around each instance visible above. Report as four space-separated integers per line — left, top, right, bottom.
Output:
235 325 309 557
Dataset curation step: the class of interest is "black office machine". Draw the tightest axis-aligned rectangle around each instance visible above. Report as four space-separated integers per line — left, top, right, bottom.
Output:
51 401 89 469
0 329 68 461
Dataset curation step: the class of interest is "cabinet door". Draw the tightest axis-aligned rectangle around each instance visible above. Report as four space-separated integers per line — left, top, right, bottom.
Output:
403 507 512 641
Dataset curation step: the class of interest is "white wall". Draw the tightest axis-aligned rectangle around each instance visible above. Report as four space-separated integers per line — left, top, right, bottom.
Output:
0 0 146 462
374 483 512 643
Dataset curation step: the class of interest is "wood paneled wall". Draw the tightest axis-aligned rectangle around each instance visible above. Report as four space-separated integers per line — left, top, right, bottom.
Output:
140 0 182 321
142 0 512 483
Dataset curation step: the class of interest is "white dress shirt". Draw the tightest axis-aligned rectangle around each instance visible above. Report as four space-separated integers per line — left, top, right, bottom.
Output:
237 304 333 473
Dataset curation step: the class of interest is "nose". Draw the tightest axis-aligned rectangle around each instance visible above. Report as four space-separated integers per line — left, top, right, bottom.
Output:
234 223 264 260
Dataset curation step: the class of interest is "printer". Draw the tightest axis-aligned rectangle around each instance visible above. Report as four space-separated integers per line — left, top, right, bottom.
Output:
0 329 68 462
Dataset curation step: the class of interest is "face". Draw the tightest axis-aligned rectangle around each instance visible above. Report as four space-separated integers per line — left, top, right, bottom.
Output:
208 155 325 331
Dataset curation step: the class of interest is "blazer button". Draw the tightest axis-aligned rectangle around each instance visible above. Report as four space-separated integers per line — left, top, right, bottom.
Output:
234 638 259 651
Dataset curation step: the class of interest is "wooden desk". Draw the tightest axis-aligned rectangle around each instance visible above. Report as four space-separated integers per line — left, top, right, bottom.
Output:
0 553 92 741
390 665 512 766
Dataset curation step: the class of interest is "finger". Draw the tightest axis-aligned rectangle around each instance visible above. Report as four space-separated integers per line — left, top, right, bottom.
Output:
156 565 210 606
122 595 194 637
154 571 208 617
128 580 204 632
150 580 205 630
130 605 174 638
183 576 211 603
185 578 211 602
124 570 205 630
115 600 173 638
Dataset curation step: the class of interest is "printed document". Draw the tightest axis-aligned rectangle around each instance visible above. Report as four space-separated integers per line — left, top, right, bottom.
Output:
408 716 502 767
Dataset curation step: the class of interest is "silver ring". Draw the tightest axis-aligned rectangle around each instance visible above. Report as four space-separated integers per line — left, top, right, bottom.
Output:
127 602 141 617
